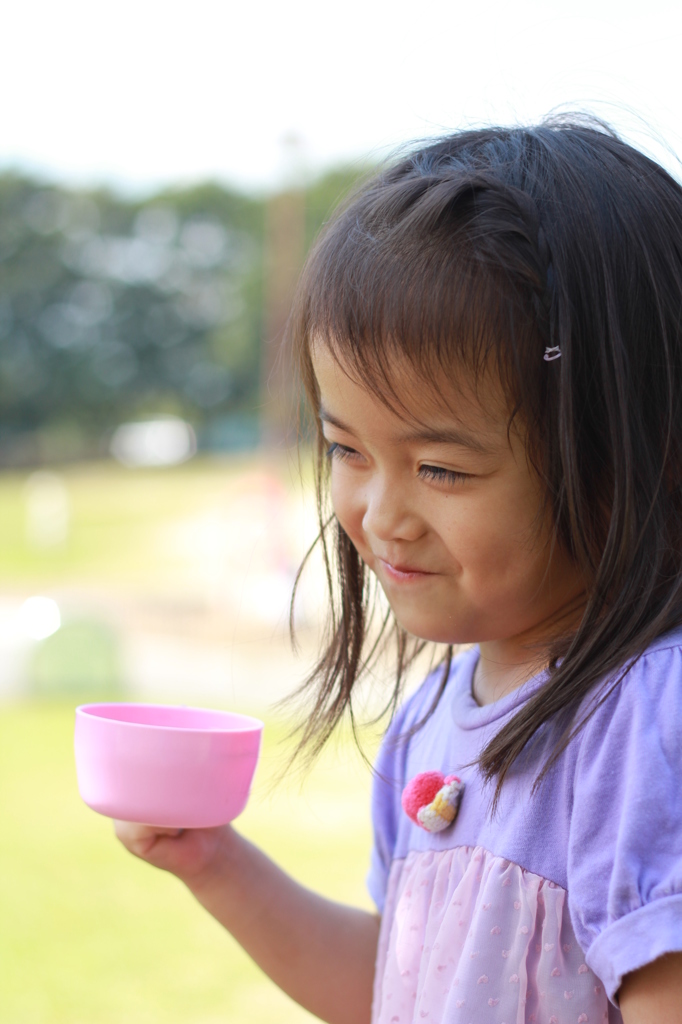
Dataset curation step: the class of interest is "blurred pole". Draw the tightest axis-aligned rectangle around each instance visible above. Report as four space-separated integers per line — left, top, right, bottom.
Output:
24 471 70 548
261 134 306 449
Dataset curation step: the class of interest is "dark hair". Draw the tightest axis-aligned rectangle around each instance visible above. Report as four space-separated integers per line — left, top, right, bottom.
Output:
287 117 682 801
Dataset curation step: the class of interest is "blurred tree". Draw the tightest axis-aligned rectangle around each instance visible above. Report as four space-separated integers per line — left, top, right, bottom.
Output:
304 164 374 247
0 163 369 465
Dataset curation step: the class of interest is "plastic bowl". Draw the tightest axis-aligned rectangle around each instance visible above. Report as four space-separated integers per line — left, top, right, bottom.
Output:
74 703 263 829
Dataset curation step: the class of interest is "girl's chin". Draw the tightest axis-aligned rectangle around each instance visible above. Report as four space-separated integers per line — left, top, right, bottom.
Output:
385 600 502 645
387 610 472 646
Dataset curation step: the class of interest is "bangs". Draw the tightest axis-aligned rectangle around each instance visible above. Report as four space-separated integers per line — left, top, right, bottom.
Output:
290 171 549 424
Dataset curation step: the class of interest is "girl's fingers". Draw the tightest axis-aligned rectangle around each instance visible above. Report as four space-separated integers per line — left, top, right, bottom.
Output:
114 820 182 836
113 820 185 858
114 821 229 881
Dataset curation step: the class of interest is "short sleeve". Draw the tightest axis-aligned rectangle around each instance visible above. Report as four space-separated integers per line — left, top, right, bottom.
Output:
567 642 682 1004
366 702 410 913
366 672 445 913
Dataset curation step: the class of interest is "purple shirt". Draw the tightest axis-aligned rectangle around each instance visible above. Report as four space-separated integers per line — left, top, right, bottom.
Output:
368 629 682 1022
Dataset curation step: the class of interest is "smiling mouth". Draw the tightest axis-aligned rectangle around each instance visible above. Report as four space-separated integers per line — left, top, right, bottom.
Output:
377 558 435 580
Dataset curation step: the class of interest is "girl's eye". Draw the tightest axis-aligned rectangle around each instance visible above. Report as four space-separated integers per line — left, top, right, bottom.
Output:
326 441 360 462
419 464 470 486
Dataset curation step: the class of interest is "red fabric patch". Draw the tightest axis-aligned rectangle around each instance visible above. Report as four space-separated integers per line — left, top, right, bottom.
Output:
401 771 446 824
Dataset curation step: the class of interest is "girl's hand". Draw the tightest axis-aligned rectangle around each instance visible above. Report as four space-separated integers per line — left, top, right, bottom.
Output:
114 819 378 1024
113 820 230 886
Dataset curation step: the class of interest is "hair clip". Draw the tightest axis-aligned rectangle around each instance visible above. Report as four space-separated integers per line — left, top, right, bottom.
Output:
543 347 561 361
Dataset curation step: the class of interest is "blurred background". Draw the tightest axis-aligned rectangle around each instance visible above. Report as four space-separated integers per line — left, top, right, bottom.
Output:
2 0 682 1020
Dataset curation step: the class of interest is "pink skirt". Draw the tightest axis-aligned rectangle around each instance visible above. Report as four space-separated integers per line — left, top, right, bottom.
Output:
373 846 616 1024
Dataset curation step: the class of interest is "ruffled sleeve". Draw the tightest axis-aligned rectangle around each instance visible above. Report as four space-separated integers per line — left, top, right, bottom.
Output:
567 640 682 1004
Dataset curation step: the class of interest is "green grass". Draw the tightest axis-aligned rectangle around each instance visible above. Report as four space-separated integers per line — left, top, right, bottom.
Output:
0 701 376 1024
0 454 311 588
0 456 379 1020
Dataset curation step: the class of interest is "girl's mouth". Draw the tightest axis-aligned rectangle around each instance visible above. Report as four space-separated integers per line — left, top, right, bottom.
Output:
377 558 435 582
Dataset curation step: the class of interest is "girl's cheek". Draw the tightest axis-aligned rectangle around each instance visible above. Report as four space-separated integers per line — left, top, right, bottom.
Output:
330 471 364 539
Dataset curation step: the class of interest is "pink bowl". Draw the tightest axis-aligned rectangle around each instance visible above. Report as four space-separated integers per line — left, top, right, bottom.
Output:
75 703 263 828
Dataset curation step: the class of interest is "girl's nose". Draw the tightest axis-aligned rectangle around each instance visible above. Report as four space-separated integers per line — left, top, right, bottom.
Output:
361 475 423 542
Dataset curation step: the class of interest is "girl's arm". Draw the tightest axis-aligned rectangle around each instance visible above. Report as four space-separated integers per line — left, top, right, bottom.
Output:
619 953 682 1024
114 822 380 1024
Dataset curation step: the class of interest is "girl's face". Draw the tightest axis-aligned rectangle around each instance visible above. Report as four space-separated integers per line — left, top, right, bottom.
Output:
313 343 586 650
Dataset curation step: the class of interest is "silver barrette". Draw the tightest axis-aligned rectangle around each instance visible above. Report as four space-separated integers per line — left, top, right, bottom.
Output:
543 347 561 362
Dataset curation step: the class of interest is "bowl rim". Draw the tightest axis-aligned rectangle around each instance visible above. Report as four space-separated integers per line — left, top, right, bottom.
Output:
75 702 264 734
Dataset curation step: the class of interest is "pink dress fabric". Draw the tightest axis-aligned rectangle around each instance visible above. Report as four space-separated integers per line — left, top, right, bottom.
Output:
373 846 615 1024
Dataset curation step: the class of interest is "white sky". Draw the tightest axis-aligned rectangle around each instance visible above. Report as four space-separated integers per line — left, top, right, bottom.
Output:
3 0 682 194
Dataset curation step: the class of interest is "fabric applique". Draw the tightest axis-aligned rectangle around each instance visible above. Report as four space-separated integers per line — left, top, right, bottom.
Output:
401 771 464 833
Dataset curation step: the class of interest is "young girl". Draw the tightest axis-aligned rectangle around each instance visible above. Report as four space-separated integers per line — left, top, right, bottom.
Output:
115 120 682 1024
